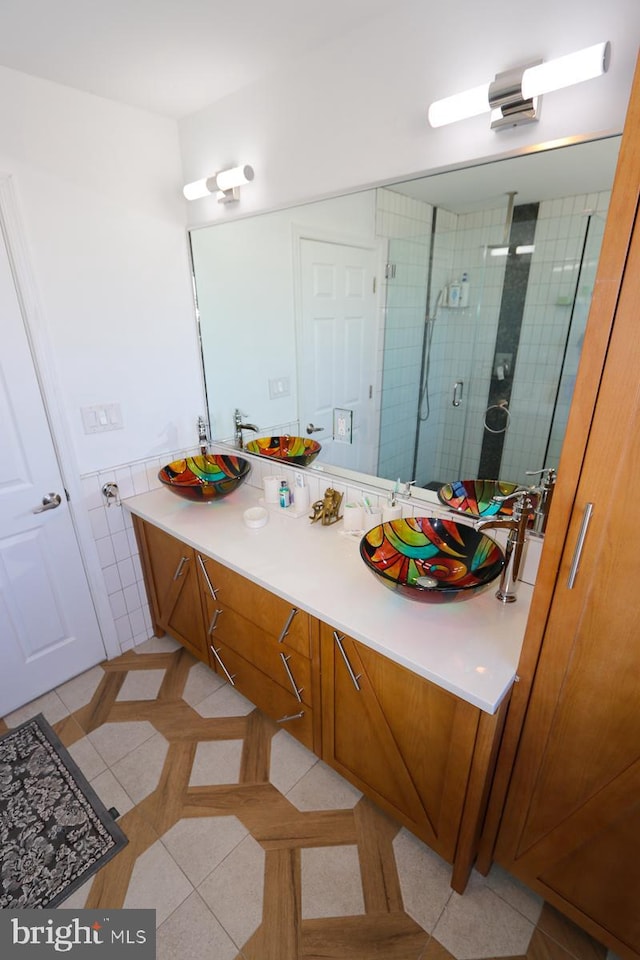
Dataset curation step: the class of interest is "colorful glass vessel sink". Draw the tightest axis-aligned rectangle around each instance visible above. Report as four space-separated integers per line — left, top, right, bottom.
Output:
244 435 321 467
359 517 504 603
158 454 250 502
437 479 530 518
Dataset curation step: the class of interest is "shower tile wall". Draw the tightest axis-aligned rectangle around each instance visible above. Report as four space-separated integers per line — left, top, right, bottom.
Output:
418 206 458 486
375 188 432 482
421 190 609 487
424 205 508 485
501 192 610 480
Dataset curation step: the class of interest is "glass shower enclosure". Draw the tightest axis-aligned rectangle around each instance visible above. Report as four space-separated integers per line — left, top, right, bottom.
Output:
377 189 609 490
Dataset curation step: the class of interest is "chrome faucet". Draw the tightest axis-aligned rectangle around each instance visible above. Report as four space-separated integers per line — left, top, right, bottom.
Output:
475 490 537 603
197 415 209 455
234 408 258 449
525 467 557 534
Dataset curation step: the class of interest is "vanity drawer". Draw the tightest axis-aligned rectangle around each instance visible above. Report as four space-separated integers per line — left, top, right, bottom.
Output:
207 604 312 707
208 639 314 751
197 554 311 657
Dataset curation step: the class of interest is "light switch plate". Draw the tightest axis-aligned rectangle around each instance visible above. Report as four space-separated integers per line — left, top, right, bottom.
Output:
268 376 291 399
81 403 123 434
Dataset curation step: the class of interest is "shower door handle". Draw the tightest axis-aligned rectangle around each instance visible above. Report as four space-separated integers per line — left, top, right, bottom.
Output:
452 381 464 407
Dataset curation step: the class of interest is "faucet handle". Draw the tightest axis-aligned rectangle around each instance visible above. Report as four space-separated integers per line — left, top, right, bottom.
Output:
511 491 537 518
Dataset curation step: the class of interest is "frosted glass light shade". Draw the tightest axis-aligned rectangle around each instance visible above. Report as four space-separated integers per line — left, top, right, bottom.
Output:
183 164 254 201
183 178 211 200
428 83 490 128
214 165 254 191
522 42 610 99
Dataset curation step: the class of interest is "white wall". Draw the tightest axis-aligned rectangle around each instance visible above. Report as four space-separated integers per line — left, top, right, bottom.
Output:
0 65 203 476
179 0 639 228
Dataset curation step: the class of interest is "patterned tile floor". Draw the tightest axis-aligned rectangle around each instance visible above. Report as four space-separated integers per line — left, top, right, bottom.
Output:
1 638 616 960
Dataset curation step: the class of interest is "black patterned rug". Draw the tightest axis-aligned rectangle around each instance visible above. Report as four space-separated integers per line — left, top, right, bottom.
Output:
0 713 128 908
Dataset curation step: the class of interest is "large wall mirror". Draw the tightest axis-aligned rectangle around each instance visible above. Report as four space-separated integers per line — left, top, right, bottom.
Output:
190 135 619 502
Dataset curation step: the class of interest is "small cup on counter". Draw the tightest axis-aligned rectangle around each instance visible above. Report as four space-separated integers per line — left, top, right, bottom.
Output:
263 475 280 504
343 502 363 533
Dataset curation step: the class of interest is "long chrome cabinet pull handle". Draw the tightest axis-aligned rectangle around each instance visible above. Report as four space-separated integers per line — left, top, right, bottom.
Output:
210 645 235 685
567 502 594 589
333 631 361 691
278 607 298 643
197 554 218 599
208 609 223 635
280 652 303 702
276 711 305 723
173 556 189 580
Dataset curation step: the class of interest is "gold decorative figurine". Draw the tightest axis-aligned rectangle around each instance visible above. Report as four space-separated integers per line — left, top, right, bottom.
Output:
309 488 343 525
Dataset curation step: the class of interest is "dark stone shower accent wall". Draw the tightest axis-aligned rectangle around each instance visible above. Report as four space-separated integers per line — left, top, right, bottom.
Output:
478 203 539 478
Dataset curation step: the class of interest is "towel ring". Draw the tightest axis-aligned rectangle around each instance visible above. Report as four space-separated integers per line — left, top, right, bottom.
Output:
483 401 511 434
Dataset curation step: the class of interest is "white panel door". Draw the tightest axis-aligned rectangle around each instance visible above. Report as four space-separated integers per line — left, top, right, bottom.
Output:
299 239 378 473
0 211 105 716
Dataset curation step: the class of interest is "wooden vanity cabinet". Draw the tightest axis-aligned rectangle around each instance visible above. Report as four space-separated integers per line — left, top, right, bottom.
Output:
131 515 208 663
133 514 506 891
196 554 321 752
320 623 508 891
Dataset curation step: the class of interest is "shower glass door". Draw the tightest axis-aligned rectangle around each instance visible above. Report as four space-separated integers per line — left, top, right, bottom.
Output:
377 194 608 491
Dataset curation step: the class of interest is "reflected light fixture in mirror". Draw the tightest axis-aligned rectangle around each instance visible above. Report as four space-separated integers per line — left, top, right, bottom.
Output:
183 164 255 203
428 41 610 129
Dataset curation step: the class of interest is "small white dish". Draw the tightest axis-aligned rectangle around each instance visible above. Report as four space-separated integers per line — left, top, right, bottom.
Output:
243 506 269 529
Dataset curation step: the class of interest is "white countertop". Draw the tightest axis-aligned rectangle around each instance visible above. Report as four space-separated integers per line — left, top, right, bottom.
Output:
124 485 533 715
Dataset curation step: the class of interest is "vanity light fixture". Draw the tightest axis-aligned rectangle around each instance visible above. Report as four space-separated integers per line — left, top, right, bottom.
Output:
428 41 610 130
183 164 255 203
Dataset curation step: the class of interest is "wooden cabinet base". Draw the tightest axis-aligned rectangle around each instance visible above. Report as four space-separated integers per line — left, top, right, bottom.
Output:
320 624 506 891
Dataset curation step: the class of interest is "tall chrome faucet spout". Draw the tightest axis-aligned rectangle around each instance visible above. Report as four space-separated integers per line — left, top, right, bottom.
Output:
234 408 259 449
475 492 536 603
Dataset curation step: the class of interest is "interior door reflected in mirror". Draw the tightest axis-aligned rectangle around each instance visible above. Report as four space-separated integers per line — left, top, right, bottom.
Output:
189 136 620 506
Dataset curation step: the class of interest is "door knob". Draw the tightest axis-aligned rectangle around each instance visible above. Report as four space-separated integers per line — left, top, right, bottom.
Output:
306 423 324 434
33 492 62 514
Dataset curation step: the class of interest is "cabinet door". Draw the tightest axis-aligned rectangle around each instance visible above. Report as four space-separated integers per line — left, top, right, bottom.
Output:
493 66 640 957
133 517 207 662
320 624 480 864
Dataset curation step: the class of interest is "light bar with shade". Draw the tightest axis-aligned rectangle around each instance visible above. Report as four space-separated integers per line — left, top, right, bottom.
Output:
183 164 254 203
428 42 610 130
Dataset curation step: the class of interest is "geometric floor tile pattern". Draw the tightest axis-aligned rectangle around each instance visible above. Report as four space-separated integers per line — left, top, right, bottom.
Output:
1 638 614 960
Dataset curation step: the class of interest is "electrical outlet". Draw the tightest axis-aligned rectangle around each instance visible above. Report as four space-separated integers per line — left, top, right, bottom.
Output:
333 407 353 444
